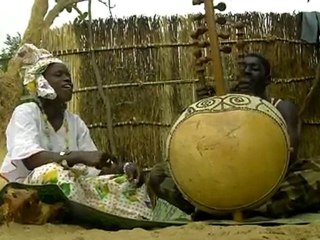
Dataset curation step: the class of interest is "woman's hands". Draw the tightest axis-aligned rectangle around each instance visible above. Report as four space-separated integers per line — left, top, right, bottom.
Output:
99 160 145 187
77 152 144 187
123 162 144 187
75 151 117 169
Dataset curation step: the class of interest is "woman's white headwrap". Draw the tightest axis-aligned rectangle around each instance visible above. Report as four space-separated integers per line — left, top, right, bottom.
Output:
16 43 64 100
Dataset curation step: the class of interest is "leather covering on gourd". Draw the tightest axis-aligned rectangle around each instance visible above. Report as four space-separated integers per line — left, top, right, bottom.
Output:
166 94 290 214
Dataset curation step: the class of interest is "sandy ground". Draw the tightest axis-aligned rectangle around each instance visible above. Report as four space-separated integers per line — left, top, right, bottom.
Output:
1 222 320 240
1 159 319 240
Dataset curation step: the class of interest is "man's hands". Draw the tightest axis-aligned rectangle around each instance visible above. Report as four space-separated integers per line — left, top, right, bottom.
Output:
231 77 254 95
196 85 215 101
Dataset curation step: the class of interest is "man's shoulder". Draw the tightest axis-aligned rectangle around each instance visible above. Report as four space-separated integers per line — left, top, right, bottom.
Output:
274 99 299 121
276 99 298 111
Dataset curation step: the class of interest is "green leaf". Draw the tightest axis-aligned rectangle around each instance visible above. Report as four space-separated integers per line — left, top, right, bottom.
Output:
81 12 88 19
0 32 21 71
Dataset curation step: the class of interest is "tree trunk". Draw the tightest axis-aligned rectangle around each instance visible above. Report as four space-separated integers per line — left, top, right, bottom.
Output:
22 0 49 45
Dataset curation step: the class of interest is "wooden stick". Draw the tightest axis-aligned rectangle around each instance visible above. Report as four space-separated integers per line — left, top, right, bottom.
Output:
38 37 312 58
87 0 117 155
233 210 243 222
203 0 227 95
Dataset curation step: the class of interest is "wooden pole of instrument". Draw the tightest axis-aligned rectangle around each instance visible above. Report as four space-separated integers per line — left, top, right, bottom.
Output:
191 0 247 222
232 23 246 223
203 0 227 96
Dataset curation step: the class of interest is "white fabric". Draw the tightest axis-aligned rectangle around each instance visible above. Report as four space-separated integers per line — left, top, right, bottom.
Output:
17 43 63 100
23 58 63 99
0 102 98 182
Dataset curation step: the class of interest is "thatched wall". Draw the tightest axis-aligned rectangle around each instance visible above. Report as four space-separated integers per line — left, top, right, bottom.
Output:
39 13 319 167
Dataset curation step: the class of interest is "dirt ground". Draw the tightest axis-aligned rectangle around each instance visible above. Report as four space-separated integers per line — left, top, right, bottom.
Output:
1 222 320 240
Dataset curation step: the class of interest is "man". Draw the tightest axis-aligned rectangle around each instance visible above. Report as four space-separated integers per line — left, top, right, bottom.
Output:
148 53 320 219
233 53 300 164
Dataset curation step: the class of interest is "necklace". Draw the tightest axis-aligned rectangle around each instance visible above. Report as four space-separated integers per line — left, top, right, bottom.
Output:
42 111 70 152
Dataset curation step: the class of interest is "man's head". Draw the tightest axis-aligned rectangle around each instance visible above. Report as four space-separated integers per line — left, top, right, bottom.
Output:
238 53 271 96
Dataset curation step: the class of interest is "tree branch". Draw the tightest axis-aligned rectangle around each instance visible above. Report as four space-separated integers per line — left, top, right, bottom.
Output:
97 0 115 17
73 6 83 15
43 0 87 28
87 0 117 155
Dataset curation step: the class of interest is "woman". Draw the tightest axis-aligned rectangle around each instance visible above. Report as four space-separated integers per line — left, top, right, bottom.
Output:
0 43 152 220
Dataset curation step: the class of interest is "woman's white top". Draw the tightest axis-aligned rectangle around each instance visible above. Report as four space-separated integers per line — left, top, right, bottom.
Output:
0 102 98 182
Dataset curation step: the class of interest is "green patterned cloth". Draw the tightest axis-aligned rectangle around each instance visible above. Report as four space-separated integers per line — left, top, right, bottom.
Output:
25 163 153 220
23 162 189 222
152 198 191 221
